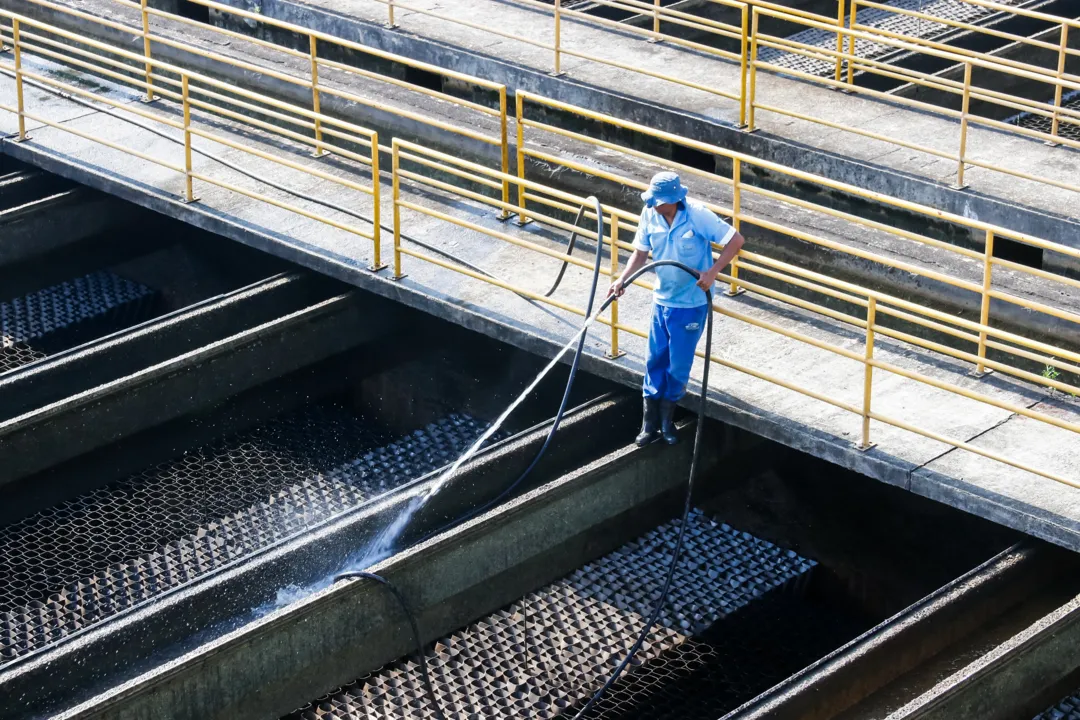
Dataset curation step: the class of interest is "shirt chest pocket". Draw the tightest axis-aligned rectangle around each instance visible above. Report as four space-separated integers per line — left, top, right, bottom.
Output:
677 229 702 255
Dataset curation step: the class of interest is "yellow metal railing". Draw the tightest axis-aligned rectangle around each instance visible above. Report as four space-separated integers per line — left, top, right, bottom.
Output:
847 0 1080 145
360 0 753 126
350 0 1079 198
3 7 1080 486
515 91 1080 376
0 9 388 266
3 0 513 209
749 6 1080 192
8 0 1076 201
391 137 1080 487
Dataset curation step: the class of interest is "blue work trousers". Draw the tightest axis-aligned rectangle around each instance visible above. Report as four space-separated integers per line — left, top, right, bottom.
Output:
643 303 709 402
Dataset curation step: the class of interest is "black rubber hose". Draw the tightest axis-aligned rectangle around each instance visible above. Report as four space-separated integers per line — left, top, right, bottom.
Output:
332 570 446 720
543 203 586 297
4 61 713 716
406 197 608 548
342 259 711 720
570 263 712 719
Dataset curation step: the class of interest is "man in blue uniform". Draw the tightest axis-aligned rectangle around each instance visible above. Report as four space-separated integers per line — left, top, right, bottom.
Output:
607 171 745 446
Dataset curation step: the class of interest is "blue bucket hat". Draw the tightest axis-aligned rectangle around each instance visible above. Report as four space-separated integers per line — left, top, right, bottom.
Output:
641 171 688 208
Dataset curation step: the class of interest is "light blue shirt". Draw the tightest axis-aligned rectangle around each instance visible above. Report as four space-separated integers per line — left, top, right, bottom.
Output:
633 199 736 308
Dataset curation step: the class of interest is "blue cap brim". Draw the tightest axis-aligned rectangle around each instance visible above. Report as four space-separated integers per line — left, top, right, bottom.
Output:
640 185 688 207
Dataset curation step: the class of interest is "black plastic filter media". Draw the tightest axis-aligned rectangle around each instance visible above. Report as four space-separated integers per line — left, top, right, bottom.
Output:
1017 94 1080 143
0 403 492 666
759 0 1027 78
1034 690 1080 720
0 271 157 374
284 511 829 720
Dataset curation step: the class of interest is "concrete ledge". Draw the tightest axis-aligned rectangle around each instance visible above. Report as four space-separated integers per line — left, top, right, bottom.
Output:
0 189 127 269
892 584 1080 720
725 541 1067 720
0 272 331 421
0 395 636 720
237 0 1080 252
52 430 709 720
0 168 67 210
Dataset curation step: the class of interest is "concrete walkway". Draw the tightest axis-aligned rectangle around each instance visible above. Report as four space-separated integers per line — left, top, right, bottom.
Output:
3 57 1080 557
282 0 1080 221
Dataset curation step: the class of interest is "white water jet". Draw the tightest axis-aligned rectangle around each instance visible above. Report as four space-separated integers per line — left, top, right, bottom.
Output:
357 302 609 567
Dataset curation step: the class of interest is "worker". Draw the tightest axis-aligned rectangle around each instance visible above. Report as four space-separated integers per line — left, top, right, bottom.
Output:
607 171 744 446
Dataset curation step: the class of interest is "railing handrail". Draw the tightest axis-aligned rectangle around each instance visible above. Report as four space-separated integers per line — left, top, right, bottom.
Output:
516 91 1076 254
390 137 1080 489
4 6 1079 487
754 5 1080 88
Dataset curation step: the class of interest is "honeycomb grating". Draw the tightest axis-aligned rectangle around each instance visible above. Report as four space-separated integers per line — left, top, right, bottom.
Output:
760 0 1027 77
284 511 819 720
0 404 492 666
566 586 871 719
0 271 157 374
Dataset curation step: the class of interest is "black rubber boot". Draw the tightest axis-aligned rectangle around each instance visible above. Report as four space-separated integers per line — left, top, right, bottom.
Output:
659 400 679 445
635 398 661 446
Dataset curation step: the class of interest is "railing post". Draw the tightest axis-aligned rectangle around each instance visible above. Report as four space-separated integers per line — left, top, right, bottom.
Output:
12 20 29 143
140 0 155 103
727 158 745 297
387 0 397 28
974 229 994 377
608 213 625 359
739 4 749 128
0 17 9 53
181 75 197 203
498 88 512 220
833 0 846 83
1050 23 1069 142
846 0 858 86
859 297 876 451
649 0 663 42
954 61 972 189
370 132 386 272
747 9 760 133
392 141 405 280
515 92 531 226
553 0 564 76
309 36 327 158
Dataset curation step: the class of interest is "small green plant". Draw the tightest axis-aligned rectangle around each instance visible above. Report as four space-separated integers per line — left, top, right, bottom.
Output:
1043 364 1078 398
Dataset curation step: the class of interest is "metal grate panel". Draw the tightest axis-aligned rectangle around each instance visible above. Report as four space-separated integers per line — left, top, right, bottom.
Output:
568 587 871 718
0 406 490 666
0 271 157 374
284 511 817 720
